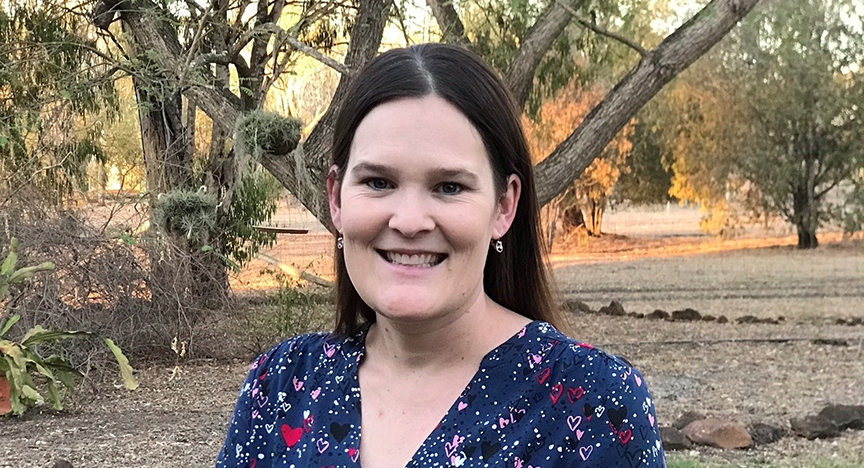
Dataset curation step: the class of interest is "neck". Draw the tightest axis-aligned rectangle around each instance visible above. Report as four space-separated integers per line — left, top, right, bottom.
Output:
363 293 529 374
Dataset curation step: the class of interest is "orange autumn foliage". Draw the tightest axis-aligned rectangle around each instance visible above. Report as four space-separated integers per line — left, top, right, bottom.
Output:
523 81 634 238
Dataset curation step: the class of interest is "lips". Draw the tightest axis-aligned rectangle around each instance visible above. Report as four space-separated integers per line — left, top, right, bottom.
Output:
376 250 447 267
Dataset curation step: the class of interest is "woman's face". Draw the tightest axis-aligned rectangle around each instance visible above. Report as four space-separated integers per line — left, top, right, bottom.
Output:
327 95 520 324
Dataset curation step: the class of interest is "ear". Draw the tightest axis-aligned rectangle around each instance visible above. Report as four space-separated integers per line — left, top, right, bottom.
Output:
492 174 521 239
326 165 343 232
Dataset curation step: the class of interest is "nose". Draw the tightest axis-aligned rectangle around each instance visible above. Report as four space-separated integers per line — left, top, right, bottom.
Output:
387 189 436 237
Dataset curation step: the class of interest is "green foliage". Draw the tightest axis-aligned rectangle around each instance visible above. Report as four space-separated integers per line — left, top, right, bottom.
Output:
0 238 54 303
0 0 117 200
241 273 331 354
219 170 282 267
0 238 138 416
614 102 674 206
233 111 303 159
153 188 218 241
840 173 864 235
658 0 864 241
267 277 331 338
463 0 663 116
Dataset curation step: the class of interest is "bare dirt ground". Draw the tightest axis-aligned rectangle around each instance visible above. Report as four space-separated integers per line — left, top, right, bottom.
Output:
2 203 863 468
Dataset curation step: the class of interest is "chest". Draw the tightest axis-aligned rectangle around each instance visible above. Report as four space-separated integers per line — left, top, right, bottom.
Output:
357 367 477 468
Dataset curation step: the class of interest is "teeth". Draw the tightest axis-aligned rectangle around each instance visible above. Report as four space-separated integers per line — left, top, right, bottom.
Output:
385 251 442 267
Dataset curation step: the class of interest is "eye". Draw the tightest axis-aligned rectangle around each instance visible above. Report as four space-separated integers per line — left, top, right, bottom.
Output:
439 182 464 195
364 178 392 190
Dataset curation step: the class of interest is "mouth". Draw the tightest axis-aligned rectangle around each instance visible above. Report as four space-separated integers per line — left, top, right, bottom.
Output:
376 249 448 268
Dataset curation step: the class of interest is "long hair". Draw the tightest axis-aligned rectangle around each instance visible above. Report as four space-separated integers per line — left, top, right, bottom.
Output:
330 43 559 336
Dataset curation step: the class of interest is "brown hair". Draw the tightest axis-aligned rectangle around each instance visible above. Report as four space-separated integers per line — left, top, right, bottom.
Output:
330 43 559 336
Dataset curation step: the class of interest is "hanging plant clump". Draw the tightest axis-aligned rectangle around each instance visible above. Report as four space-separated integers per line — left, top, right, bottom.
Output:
233 111 302 159
152 188 218 241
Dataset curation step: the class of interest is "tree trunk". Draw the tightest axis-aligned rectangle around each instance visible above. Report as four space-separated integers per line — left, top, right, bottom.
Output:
796 222 818 249
791 157 820 249
121 1 230 314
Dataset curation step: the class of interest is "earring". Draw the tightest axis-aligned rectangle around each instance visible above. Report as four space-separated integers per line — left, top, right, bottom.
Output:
336 236 344 249
494 239 503 253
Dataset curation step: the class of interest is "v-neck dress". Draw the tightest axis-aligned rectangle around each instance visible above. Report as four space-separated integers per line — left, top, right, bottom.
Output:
216 321 666 468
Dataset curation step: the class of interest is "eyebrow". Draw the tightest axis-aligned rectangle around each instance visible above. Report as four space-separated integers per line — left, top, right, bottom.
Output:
351 162 481 184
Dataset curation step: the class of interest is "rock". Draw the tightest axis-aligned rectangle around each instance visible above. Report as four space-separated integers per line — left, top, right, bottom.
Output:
682 418 753 449
563 299 595 314
702 315 716 322
790 415 841 439
659 426 692 450
599 300 626 316
736 315 759 324
646 309 670 320
716 315 729 324
52 461 73 468
749 422 785 445
628 312 645 319
849 317 863 326
671 308 701 321
672 411 706 430
818 405 864 430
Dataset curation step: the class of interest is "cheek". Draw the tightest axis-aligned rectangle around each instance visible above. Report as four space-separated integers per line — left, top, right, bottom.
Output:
439 202 497 251
339 195 387 241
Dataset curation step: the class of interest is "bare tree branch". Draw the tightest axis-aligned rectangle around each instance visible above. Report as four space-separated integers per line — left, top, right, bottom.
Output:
425 0 468 45
189 23 351 76
534 0 761 206
555 0 646 56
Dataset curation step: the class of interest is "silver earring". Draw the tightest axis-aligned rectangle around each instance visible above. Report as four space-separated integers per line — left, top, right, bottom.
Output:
495 239 503 253
337 236 344 249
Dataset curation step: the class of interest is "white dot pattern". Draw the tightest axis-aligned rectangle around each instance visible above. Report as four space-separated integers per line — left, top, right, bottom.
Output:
215 321 667 467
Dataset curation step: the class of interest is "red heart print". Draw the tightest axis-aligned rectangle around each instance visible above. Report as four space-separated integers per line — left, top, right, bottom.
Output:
348 448 359 463
550 383 563 404
567 387 585 403
619 429 632 444
535 368 551 385
281 423 302 448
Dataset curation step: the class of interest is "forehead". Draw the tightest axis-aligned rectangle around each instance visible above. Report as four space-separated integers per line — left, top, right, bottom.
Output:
348 95 490 173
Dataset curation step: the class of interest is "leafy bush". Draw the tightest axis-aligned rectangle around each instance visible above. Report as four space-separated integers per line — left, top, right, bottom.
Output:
239 272 332 355
0 238 138 415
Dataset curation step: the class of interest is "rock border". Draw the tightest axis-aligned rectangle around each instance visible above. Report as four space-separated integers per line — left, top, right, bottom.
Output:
659 405 864 451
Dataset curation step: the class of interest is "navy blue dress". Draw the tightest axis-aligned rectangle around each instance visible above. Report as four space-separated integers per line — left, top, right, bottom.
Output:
216 321 666 467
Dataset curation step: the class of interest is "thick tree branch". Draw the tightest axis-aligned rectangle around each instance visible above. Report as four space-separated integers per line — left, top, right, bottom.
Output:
425 0 468 46
258 0 392 231
534 0 760 206
505 0 587 109
555 0 646 56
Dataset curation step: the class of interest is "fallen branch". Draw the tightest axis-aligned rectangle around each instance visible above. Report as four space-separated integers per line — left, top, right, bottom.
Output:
256 253 333 288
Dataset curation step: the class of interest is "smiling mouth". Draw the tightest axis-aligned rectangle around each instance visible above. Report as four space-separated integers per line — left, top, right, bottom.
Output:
376 250 447 267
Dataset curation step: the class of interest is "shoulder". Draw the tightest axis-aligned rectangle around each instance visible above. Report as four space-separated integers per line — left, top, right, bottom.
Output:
251 331 353 375
531 326 665 467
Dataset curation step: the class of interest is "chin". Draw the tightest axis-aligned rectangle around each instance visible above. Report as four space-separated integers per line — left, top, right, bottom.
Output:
368 293 446 323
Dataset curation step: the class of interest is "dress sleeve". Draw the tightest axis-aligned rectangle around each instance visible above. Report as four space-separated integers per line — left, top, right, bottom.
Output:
215 336 306 468
557 348 666 468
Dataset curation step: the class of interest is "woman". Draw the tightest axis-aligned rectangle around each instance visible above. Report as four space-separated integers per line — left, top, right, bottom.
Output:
217 43 665 468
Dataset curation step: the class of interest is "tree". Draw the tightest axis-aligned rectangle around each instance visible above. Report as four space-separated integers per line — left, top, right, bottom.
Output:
524 82 633 238
663 0 864 247
89 0 760 241
0 0 118 204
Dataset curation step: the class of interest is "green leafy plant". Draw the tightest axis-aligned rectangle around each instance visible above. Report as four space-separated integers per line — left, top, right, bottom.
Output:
0 238 138 415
